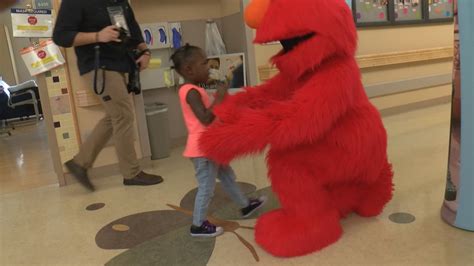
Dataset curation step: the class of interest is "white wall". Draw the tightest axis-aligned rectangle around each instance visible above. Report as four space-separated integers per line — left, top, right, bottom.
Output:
0 0 36 84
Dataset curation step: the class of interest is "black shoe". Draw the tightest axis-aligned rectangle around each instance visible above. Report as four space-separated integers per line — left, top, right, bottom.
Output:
123 171 164 186
190 220 224 237
241 196 266 218
65 160 95 191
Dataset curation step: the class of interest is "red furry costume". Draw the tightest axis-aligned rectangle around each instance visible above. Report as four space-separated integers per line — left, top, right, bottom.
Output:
200 0 393 257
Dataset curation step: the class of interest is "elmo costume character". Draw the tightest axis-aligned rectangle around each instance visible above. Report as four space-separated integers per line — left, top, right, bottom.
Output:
200 0 394 257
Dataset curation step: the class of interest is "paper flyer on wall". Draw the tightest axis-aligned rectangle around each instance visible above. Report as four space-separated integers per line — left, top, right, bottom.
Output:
11 8 53 37
20 40 65 76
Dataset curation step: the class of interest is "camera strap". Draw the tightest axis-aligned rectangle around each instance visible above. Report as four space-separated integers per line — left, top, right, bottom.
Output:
93 45 106 95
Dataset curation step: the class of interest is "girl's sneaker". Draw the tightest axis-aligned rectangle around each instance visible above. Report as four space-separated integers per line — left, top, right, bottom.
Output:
190 220 224 237
241 196 267 218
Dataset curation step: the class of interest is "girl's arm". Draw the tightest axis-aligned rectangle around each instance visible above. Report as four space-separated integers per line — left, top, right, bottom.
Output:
186 84 227 126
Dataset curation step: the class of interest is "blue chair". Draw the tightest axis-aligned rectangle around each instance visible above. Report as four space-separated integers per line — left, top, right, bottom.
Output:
1 79 43 136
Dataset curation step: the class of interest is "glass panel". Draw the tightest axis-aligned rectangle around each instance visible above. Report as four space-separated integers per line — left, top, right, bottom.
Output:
394 0 423 21
429 0 454 20
355 0 389 23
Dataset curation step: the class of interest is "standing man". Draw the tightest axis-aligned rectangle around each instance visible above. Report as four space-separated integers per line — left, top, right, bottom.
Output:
53 0 163 191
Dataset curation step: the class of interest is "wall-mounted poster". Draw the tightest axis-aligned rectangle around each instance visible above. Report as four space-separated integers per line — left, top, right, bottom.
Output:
20 40 65 76
11 8 53 37
429 0 454 20
355 0 389 24
141 23 170 49
394 0 423 21
34 0 52 9
202 53 246 91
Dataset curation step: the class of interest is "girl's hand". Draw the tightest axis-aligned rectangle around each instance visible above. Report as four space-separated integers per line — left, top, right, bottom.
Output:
215 82 229 97
213 82 229 104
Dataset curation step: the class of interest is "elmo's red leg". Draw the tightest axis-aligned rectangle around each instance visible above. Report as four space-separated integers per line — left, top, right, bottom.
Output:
355 161 394 217
254 150 343 257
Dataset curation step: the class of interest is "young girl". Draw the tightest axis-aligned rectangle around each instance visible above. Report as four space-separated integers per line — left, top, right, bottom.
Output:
171 44 265 237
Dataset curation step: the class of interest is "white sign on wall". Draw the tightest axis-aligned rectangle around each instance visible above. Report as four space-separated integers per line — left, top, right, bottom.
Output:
11 8 53 37
34 0 53 9
20 40 65 76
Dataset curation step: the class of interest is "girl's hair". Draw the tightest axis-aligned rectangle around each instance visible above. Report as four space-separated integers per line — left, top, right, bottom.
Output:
170 43 202 74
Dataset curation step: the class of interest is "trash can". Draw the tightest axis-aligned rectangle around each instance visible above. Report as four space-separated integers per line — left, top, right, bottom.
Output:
145 103 170 160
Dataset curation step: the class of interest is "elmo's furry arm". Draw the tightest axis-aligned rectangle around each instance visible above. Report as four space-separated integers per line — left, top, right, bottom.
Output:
200 59 358 163
200 110 274 164
266 60 358 150
212 74 291 123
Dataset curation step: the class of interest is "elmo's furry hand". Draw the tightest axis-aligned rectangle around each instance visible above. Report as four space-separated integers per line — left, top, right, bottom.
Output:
211 74 291 125
199 109 272 164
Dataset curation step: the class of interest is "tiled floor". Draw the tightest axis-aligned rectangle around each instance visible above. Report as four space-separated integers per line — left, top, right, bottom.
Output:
0 121 58 195
1 104 473 265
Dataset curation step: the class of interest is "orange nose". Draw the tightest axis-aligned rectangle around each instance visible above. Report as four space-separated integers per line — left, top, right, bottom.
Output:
244 0 271 29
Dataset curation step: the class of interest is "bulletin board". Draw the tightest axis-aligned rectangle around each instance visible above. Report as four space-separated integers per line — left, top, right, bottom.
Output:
394 0 423 22
428 0 454 20
348 0 453 27
354 0 390 25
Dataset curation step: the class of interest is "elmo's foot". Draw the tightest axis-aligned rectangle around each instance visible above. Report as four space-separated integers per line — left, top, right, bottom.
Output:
255 208 342 257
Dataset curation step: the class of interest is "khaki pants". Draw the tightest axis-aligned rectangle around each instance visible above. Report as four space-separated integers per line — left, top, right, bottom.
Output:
74 71 140 179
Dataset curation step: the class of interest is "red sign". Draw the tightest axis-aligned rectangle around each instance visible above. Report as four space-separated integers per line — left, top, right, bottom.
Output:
28 16 38 25
37 50 47 59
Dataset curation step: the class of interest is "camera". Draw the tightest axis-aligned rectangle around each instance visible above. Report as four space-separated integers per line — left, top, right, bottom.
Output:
117 26 130 43
114 26 141 95
127 49 141 95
